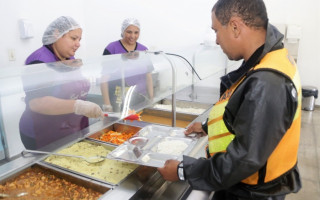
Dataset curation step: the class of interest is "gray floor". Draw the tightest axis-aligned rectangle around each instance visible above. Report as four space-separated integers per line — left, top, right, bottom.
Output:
287 107 320 200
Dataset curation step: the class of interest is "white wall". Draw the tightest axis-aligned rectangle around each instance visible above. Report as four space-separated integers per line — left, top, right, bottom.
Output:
1 0 319 103
0 0 319 87
0 0 86 67
266 0 320 105
83 0 214 57
0 0 214 67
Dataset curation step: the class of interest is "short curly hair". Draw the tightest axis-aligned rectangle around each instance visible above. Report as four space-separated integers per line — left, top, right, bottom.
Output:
212 0 268 29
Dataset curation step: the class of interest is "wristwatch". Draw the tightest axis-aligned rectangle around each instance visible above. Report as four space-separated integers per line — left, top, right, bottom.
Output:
201 119 208 133
177 161 185 181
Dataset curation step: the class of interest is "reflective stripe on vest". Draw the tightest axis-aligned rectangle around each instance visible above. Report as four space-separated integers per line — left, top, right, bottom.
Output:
207 101 233 154
207 48 301 184
207 78 244 156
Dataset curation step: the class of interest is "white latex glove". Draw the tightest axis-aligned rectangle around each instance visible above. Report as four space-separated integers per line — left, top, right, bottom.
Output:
73 100 103 118
102 104 113 112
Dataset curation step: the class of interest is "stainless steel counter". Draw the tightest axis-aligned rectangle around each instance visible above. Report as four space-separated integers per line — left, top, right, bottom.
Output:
100 108 210 200
0 104 211 200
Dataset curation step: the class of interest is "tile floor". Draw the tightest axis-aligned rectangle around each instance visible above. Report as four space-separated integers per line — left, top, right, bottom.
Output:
286 107 320 200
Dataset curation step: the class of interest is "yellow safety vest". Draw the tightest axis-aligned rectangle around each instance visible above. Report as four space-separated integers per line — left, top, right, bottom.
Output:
207 48 301 184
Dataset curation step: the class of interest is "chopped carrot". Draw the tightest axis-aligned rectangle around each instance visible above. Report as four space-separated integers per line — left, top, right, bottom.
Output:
99 130 135 145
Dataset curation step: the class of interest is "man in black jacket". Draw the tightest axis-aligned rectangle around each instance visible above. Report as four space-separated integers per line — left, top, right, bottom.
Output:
158 0 302 199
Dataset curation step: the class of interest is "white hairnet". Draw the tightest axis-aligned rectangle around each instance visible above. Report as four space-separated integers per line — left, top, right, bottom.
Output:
121 18 140 38
42 16 81 45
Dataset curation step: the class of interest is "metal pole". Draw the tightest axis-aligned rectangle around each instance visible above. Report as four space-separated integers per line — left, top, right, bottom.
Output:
0 98 9 161
161 52 177 127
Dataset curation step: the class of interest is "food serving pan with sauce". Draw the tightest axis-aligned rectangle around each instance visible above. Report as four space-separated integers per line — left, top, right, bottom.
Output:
108 124 198 168
0 163 110 199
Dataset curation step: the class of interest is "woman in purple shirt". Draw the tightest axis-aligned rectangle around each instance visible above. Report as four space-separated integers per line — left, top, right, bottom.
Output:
103 18 148 55
101 18 153 112
20 16 103 149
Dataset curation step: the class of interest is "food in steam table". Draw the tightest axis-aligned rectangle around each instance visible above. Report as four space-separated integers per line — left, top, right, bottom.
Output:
98 130 136 145
45 141 138 184
0 166 102 200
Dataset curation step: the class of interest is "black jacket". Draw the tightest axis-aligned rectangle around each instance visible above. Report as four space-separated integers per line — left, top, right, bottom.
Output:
183 23 301 198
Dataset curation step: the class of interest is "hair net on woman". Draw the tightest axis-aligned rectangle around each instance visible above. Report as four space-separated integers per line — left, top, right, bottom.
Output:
121 18 140 38
42 16 81 45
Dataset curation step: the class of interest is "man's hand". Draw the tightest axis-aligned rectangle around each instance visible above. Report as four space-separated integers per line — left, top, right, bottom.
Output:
185 122 207 137
157 159 180 181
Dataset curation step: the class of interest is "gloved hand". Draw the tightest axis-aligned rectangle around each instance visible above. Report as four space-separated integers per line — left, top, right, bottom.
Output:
73 100 103 118
102 104 113 112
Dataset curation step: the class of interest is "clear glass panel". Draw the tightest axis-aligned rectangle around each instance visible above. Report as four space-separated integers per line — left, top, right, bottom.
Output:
0 47 227 159
192 44 227 80
0 51 191 153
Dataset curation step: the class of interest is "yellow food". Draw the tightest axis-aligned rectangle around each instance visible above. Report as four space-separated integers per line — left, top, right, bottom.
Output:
45 141 138 184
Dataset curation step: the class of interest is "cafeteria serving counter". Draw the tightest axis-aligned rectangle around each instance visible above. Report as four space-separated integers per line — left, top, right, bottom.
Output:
0 103 211 200
0 46 225 199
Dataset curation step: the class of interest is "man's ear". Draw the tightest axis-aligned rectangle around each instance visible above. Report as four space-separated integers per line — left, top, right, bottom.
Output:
229 17 241 38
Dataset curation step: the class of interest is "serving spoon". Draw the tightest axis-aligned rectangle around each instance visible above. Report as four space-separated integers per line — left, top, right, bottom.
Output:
22 149 105 164
0 192 28 198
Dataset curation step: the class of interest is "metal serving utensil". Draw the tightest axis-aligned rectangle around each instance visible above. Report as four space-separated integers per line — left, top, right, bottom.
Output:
22 149 105 164
128 136 149 158
0 192 28 198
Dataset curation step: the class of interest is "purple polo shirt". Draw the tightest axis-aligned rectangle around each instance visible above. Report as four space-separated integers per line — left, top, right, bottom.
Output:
25 45 75 64
103 40 148 55
20 46 88 149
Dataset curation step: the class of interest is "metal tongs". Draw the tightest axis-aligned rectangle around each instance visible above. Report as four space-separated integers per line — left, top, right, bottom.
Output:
22 149 106 164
